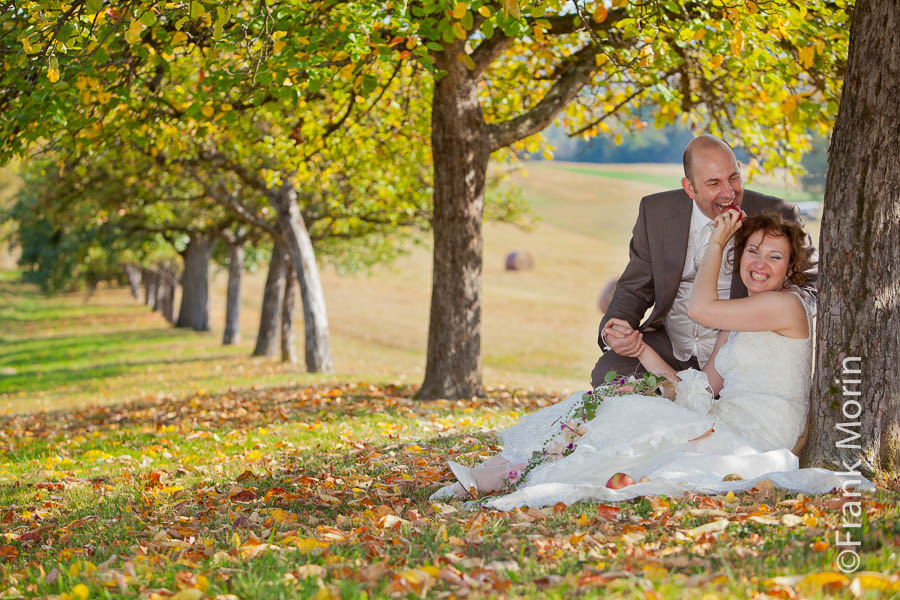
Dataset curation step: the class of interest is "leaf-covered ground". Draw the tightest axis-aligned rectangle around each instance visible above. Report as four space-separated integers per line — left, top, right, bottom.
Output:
2 383 899 599
2 274 899 599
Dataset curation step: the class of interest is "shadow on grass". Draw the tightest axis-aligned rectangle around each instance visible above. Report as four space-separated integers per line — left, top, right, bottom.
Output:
0 351 248 396
0 327 202 367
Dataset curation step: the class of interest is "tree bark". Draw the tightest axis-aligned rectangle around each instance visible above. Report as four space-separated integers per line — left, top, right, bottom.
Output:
124 264 142 299
252 242 287 357
223 242 244 345
417 49 489 400
157 270 176 324
142 268 159 310
175 234 213 331
269 181 334 373
802 0 900 478
281 257 298 364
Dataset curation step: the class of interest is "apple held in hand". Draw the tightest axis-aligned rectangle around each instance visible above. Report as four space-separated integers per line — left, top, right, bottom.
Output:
605 472 635 490
722 203 743 220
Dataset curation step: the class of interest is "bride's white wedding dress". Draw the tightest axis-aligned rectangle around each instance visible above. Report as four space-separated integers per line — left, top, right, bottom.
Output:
440 289 874 509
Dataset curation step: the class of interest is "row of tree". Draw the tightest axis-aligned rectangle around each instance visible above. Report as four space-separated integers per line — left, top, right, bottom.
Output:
4 0 899 482
1 0 851 400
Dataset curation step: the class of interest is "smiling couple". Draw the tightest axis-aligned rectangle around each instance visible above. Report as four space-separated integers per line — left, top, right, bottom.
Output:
431 135 874 508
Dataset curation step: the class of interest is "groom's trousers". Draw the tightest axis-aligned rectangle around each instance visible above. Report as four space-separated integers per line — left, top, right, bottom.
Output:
590 327 700 388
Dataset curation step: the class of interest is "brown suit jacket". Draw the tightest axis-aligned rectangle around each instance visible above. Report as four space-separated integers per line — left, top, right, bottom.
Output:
598 188 814 345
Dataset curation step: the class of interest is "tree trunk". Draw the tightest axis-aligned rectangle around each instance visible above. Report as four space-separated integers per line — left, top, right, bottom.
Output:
417 53 488 400
252 242 287 357
175 234 213 331
143 268 159 310
223 242 244 345
157 271 176 324
270 181 334 373
281 257 298 364
802 0 900 479
124 264 141 299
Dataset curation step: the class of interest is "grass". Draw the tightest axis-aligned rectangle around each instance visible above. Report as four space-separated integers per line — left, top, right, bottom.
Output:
1 277 899 599
1 163 892 598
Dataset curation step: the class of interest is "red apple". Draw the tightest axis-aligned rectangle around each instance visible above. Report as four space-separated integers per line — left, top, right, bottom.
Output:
722 203 743 220
605 472 635 490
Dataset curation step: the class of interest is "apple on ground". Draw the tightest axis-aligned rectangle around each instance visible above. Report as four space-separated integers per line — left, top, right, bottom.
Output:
605 472 635 490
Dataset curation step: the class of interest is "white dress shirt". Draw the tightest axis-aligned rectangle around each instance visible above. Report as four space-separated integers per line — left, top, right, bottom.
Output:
664 202 734 367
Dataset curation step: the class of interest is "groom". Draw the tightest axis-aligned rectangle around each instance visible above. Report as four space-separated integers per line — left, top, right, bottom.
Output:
591 134 815 387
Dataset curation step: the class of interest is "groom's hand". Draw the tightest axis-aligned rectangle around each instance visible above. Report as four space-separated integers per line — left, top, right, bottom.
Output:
604 318 643 358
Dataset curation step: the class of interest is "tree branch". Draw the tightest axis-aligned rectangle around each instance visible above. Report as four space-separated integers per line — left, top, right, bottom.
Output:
486 43 601 152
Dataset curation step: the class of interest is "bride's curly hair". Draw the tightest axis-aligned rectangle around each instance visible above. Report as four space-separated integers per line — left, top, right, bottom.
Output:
732 210 814 287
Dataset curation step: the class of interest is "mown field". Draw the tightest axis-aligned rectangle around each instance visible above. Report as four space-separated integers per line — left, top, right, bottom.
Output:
6 164 893 600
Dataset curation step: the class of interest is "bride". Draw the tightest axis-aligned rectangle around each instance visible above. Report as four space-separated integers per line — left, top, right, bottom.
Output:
432 209 872 508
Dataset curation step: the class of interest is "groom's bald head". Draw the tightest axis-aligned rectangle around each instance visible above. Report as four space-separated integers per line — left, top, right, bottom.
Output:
683 135 736 185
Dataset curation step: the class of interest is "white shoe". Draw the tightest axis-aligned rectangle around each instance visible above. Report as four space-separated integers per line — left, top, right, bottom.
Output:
429 482 468 501
448 461 479 497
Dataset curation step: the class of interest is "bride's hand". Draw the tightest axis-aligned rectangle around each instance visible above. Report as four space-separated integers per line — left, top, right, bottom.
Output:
709 209 744 248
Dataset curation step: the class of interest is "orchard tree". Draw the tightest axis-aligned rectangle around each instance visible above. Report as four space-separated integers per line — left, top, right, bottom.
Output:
1 0 433 372
803 0 899 479
381 0 850 398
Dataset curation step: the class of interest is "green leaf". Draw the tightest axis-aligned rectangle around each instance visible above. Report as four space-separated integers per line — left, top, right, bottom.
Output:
190 1 205 19
603 370 618 383
85 0 102 14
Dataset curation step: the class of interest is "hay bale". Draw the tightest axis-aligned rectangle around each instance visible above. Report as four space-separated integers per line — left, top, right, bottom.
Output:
504 250 534 271
597 277 617 313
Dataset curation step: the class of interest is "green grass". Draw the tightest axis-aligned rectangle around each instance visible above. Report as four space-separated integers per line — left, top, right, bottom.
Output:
1 277 899 599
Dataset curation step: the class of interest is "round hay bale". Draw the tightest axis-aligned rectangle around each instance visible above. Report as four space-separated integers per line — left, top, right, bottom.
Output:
597 277 617 313
504 250 534 271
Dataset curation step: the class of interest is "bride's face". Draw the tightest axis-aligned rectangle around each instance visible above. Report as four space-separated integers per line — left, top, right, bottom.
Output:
739 229 793 295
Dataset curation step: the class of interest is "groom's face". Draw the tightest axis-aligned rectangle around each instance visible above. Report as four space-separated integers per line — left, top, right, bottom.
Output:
682 147 744 221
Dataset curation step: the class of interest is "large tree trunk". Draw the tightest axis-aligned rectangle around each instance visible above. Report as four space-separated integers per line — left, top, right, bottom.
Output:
281 258 298 364
175 234 213 331
252 242 287 357
803 0 900 479
223 242 244 345
417 53 488 400
124 264 142 299
270 182 333 373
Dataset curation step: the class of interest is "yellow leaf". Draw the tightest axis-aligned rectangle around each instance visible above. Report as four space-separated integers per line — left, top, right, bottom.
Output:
451 2 468 19
273 40 286 54
452 22 467 40
503 0 520 18
196 575 209 592
170 589 204 600
290 537 329 553
272 31 286 40
71 584 90 600
478 5 491 17
798 45 815 69
850 573 899 594
798 571 849 591
124 20 144 45
47 67 59 83
457 52 475 70
611 0 627 7
692 28 706 41
731 30 744 55
172 32 188 45
593 4 608 22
